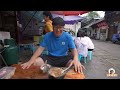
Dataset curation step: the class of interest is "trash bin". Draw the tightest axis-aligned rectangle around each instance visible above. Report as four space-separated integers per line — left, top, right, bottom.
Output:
4 38 16 46
2 46 19 66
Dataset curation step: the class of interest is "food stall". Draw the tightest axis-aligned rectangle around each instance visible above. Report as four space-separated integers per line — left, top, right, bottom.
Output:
0 64 85 79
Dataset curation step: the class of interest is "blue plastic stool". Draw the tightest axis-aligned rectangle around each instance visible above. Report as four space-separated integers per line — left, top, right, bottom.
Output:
18 43 35 54
42 50 48 55
78 54 87 63
41 48 48 55
27 44 35 54
88 51 92 60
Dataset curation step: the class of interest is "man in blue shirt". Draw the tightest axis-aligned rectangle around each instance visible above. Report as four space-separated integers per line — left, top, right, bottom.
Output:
21 17 85 73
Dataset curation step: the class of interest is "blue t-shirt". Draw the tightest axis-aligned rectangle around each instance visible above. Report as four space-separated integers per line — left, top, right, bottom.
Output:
40 32 75 56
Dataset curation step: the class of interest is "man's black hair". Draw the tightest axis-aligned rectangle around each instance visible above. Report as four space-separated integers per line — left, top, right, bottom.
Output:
52 17 65 26
43 11 53 20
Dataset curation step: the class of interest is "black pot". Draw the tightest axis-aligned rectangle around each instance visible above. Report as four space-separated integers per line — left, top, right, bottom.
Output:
48 74 65 79
48 67 66 79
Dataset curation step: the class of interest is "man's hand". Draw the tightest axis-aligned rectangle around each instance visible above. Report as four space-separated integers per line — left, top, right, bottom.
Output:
21 60 34 69
21 46 44 69
70 60 85 73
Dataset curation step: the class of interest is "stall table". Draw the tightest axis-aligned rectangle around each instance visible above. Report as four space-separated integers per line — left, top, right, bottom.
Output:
11 64 85 79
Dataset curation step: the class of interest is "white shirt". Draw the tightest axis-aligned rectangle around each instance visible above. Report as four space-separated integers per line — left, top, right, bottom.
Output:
74 36 94 57
84 36 94 49
74 37 88 57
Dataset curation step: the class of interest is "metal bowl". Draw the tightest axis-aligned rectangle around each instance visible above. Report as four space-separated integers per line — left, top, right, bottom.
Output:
48 67 66 79
40 64 51 73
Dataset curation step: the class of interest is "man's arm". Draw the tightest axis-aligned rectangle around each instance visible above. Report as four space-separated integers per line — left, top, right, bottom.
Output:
71 48 79 61
70 48 85 73
21 46 44 69
29 46 44 62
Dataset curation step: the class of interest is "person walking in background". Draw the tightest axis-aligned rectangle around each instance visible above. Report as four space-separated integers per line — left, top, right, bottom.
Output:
41 11 53 54
43 11 53 34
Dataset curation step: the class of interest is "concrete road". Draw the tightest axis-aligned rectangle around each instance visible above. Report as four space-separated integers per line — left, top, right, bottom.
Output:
82 40 120 79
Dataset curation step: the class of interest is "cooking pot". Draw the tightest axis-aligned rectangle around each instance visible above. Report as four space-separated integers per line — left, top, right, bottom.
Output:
48 65 73 79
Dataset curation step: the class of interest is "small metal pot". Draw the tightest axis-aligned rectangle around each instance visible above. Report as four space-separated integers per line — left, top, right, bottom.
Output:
48 67 66 79
40 64 51 73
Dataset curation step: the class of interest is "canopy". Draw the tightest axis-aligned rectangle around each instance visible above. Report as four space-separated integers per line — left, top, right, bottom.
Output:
51 11 89 24
50 11 89 16
64 21 79 24
52 13 84 24
52 14 83 21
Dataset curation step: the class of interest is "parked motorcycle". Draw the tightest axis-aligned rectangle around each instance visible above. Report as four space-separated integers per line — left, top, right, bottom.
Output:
112 33 120 44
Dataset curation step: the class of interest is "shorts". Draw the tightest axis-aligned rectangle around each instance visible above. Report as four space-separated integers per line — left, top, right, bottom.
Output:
40 55 73 67
88 49 94 51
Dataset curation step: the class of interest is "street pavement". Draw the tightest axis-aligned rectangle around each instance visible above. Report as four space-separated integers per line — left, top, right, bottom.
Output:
82 40 120 79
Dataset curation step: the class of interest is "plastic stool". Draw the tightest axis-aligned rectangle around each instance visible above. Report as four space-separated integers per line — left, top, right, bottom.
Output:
42 50 48 55
28 44 35 54
19 44 35 54
41 48 48 55
88 51 92 60
78 54 87 63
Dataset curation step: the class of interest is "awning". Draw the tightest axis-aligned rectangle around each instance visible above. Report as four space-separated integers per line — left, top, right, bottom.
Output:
21 11 44 22
83 18 105 28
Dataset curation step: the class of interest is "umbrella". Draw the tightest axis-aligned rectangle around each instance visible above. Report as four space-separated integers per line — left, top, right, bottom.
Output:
52 14 83 20
50 11 89 16
52 13 84 24
51 11 89 36
51 11 89 24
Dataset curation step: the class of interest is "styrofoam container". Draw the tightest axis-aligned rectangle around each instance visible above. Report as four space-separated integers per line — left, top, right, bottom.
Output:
0 66 16 79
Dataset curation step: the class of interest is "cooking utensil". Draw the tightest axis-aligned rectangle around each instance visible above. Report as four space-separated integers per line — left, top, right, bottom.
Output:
61 64 73 74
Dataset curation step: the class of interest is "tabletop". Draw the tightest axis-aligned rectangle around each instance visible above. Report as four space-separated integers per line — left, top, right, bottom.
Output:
11 64 85 79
